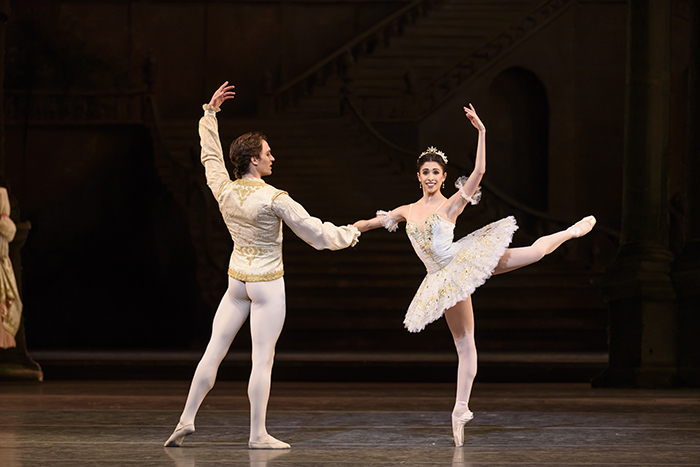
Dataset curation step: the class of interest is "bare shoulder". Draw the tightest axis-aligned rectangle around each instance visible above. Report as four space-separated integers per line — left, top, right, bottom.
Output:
389 204 410 222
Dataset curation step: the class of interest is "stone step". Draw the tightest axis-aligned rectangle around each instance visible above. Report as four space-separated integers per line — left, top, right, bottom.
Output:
281 308 606 335
277 328 606 353
28 350 608 382
283 290 604 312
283 269 602 288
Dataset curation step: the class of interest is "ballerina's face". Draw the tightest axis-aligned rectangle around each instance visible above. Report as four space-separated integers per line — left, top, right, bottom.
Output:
418 161 447 194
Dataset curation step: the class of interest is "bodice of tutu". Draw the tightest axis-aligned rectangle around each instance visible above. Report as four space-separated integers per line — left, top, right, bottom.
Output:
406 213 457 274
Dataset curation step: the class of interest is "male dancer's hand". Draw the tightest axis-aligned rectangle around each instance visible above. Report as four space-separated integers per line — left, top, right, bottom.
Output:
209 81 236 108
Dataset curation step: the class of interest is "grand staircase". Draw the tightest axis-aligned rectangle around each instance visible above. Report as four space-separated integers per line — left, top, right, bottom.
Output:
152 0 609 382
272 0 575 121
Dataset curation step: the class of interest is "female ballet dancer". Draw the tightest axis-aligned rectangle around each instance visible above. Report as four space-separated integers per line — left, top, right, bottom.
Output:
165 82 360 449
352 104 595 447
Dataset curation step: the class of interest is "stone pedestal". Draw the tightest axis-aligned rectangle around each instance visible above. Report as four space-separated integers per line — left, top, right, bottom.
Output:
597 244 677 387
673 242 700 386
593 0 677 388
0 221 42 381
0 0 42 381
671 2 700 387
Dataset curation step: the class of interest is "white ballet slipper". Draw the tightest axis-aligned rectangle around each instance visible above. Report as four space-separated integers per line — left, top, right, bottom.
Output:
248 434 291 450
164 423 195 447
567 215 596 238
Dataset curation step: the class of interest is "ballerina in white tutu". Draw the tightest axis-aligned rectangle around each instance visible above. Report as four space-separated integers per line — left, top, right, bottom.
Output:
352 104 595 447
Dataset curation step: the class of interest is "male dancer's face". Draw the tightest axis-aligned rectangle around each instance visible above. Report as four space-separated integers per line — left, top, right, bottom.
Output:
418 161 446 195
254 140 275 177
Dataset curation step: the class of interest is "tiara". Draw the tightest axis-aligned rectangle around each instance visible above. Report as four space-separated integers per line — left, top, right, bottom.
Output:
419 146 448 165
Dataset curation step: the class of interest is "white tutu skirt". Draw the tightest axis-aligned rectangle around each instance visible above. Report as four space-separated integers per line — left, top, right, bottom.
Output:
404 216 518 333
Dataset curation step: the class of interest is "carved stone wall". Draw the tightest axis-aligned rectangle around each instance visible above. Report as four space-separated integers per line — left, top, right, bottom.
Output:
6 1 407 117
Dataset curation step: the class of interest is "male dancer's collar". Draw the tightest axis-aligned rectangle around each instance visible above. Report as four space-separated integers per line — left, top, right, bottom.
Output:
236 178 266 186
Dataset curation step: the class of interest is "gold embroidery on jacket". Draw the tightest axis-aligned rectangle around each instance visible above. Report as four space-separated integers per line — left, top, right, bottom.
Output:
233 179 266 206
235 186 261 206
228 267 284 282
234 245 274 266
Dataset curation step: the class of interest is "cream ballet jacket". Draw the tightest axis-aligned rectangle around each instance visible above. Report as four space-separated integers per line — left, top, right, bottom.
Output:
200 108 360 282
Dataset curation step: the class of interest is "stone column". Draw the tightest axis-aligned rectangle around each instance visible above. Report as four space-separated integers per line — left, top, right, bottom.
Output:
671 2 700 387
0 0 42 381
594 0 677 388
0 0 5 179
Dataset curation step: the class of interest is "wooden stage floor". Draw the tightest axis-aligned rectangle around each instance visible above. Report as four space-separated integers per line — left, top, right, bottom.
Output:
1 380 699 466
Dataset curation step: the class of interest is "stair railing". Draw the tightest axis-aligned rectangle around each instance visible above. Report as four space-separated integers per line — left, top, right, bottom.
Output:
5 89 146 125
269 0 443 113
269 0 576 121
354 0 577 121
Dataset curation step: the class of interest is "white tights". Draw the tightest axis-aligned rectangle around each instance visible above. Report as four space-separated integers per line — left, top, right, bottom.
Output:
178 277 286 443
445 227 575 415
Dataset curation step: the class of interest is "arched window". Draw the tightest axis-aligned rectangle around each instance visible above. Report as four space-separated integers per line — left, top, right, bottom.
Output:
488 68 549 211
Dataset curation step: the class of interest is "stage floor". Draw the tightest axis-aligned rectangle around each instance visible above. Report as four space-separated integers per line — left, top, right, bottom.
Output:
1 381 699 466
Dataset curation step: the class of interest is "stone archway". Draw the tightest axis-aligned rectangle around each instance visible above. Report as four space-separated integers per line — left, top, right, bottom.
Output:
488 67 549 212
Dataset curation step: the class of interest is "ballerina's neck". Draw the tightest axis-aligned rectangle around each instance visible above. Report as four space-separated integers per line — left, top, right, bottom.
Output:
418 195 448 212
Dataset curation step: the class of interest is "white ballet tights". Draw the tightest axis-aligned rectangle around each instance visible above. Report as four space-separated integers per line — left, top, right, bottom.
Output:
445 298 477 416
453 330 477 406
493 229 573 275
177 276 286 443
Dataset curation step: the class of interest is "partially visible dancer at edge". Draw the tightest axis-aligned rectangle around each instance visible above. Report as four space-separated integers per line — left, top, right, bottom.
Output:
352 104 595 447
165 82 360 450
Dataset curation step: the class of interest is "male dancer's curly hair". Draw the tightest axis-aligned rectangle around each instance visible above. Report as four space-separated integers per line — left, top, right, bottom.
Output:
229 132 267 179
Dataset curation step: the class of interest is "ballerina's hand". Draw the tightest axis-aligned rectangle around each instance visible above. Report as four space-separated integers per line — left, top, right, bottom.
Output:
463 103 485 132
209 81 236 108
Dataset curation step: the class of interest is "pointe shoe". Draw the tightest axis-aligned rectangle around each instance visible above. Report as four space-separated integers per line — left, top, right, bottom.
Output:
567 215 596 238
248 434 291 450
164 423 195 447
452 410 473 447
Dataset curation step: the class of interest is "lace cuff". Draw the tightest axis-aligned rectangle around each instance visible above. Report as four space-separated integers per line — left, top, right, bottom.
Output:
455 177 482 205
376 210 398 232
202 104 221 116
349 226 361 247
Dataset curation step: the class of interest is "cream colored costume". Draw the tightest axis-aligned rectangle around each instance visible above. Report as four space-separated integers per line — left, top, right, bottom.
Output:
200 110 359 281
379 184 517 333
166 106 359 449
0 187 21 349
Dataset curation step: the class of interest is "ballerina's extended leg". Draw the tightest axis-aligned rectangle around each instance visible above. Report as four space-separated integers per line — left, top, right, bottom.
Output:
493 215 596 275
